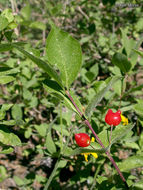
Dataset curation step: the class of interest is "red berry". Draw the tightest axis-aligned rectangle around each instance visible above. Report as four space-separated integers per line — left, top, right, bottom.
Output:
75 133 90 147
105 109 121 126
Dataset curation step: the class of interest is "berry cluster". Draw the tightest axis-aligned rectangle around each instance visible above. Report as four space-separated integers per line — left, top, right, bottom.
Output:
75 109 127 147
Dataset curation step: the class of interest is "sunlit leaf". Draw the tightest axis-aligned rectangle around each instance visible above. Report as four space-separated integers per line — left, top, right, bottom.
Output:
118 156 143 171
46 26 82 88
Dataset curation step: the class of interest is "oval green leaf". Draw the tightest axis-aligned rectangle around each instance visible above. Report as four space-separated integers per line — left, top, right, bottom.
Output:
0 76 15 84
112 52 131 73
45 133 57 154
118 156 143 171
0 147 14 154
46 26 82 89
0 126 21 146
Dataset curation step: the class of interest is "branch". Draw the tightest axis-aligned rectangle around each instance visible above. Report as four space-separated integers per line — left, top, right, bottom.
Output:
65 90 129 189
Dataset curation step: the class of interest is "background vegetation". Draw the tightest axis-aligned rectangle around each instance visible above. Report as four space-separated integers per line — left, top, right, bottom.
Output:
0 0 143 189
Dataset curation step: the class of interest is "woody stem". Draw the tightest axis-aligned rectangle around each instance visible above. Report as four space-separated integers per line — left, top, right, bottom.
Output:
66 90 129 189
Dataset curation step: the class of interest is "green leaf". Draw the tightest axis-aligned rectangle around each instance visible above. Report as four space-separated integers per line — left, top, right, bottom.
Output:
21 3 31 20
30 21 46 30
112 53 131 73
64 146 106 157
111 124 134 146
98 124 134 147
98 130 109 147
0 16 8 31
122 84 143 98
1 104 13 112
124 142 139 150
45 133 56 154
58 160 67 168
135 18 143 31
43 79 64 95
46 26 82 88
25 128 32 139
85 76 121 117
0 120 16 126
35 175 46 183
139 133 143 150
11 104 23 120
12 44 63 88
0 126 21 146
67 89 83 114
118 156 143 171
133 179 143 189
133 99 143 116
0 67 20 75
14 176 25 186
129 36 143 69
0 147 14 154
0 104 13 120
63 95 81 116
34 123 48 137
133 49 143 58
43 79 82 116
121 28 135 57
23 88 32 100
0 42 26 52
0 76 15 84
10 133 21 146
0 166 7 182
8 22 18 29
1 9 14 23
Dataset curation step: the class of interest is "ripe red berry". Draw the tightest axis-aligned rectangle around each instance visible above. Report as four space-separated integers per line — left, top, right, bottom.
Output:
105 109 121 126
75 133 90 147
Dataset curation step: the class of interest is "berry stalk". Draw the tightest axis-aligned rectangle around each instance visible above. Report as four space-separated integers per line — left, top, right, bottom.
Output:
66 90 129 189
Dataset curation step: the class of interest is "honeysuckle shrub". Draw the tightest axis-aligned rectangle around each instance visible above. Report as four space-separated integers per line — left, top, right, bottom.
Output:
0 0 143 189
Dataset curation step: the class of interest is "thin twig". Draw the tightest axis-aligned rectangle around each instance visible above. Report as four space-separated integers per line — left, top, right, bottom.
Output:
77 6 89 20
43 156 61 190
90 163 102 190
44 118 75 189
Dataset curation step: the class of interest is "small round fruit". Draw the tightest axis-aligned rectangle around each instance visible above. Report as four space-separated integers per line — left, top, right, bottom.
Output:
75 133 90 147
105 109 121 126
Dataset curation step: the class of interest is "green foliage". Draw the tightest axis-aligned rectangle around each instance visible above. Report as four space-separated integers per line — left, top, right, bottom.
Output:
13 44 63 88
64 146 106 157
112 53 131 73
43 79 83 115
0 126 21 146
133 99 143 116
133 49 143 58
0 16 9 31
0 0 143 189
85 76 121 117
34 123 48 137
45 133 57 154
118 156 143 171
0 166 7 182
